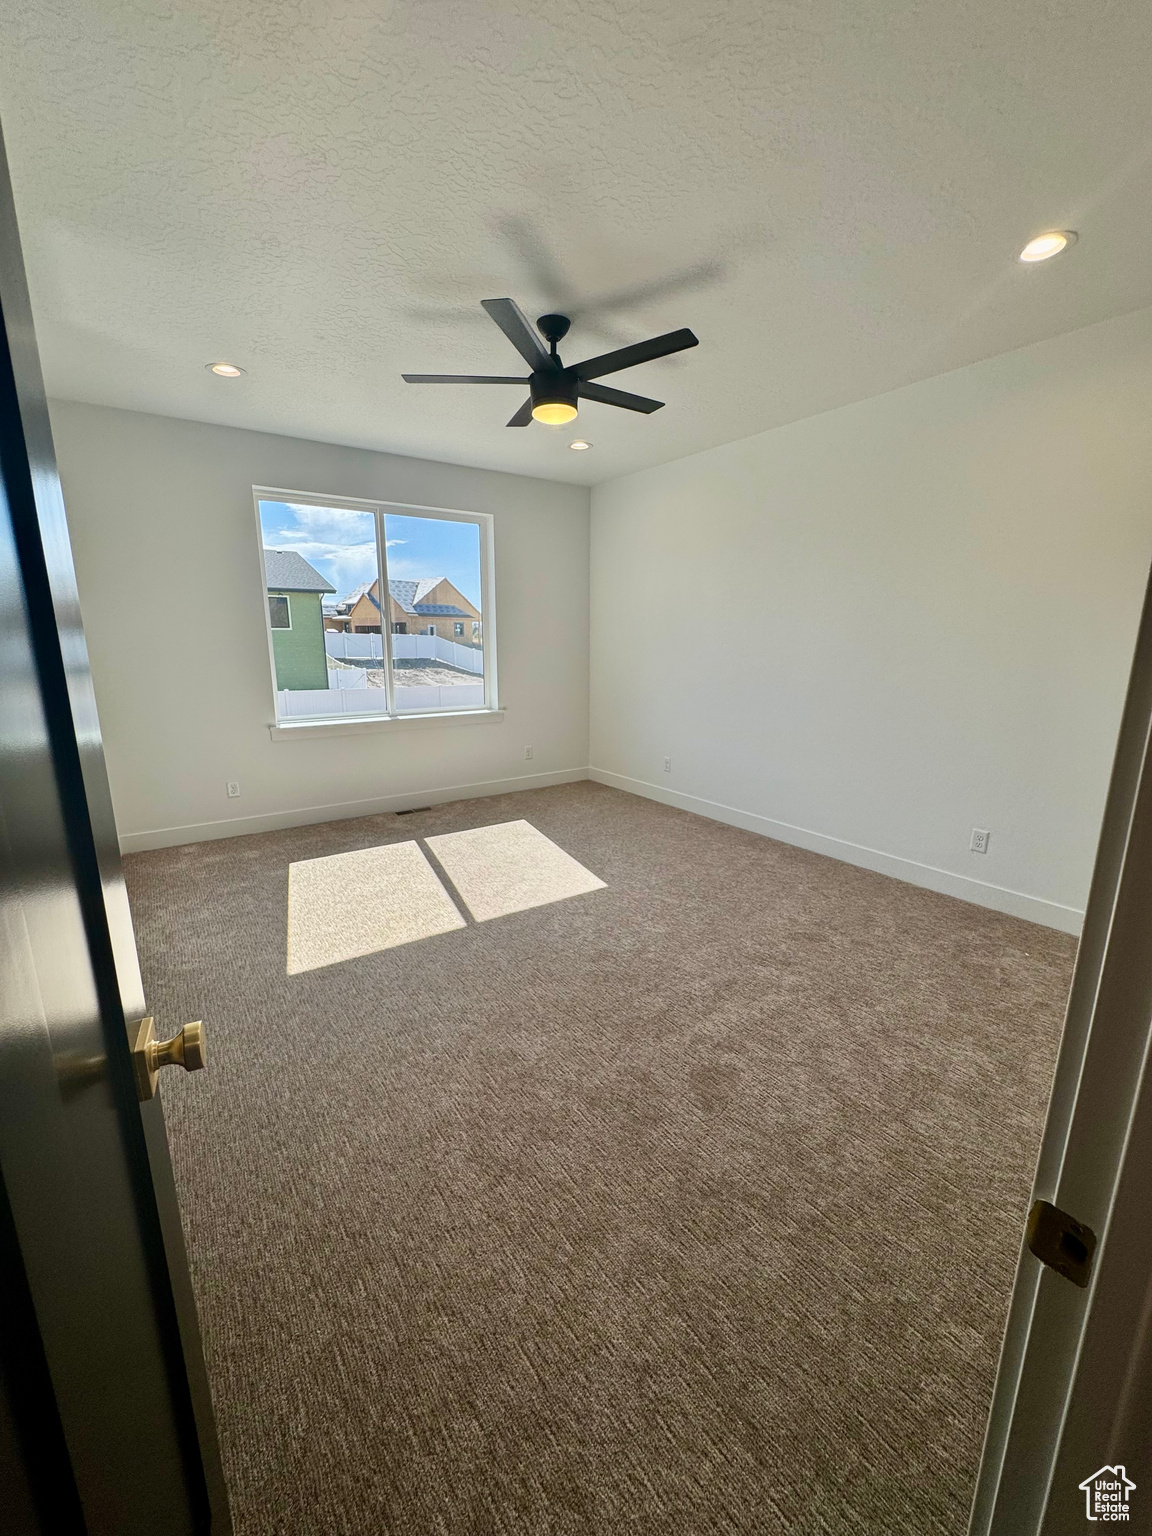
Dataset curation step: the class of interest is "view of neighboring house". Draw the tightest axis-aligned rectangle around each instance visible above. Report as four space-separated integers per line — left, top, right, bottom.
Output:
264 549 336 690
324 576 482 643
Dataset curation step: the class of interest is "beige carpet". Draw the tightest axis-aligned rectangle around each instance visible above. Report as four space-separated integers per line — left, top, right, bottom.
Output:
124 781 1075 1536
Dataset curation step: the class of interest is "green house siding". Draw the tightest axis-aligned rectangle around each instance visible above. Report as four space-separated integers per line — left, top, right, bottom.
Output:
270 590 329 691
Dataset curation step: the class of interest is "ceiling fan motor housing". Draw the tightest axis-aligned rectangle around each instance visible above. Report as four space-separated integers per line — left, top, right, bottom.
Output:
529 368 578 412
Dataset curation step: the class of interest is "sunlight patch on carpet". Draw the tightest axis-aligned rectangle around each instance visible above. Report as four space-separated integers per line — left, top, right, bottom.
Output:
425 819 606 923
287 840 465 974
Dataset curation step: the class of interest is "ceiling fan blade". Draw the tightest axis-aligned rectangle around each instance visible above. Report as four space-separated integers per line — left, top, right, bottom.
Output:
506 398 535 427
481 298 552 370
577 381 664 413
402 374 528 383
572 327 699 381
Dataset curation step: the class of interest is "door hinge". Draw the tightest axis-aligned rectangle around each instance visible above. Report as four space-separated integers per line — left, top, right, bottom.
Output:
1025 1199 1097 1288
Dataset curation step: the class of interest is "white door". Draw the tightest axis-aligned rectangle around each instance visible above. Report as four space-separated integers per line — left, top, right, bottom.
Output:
970 566 1152 1534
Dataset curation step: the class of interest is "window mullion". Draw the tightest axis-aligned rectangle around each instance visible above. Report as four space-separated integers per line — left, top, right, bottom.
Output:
479 513 495 710
375 507 397 716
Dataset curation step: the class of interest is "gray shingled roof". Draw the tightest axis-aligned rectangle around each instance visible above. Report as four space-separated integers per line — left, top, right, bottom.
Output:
331 576 474 616
264 548 336 593
387 577 443 614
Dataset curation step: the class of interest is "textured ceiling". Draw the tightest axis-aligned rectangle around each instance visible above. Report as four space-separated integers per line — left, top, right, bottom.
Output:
1 0 1150 486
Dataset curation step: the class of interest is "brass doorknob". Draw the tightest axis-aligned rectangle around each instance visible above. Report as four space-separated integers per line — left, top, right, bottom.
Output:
152 1020 204 1073
131 1017 206 1101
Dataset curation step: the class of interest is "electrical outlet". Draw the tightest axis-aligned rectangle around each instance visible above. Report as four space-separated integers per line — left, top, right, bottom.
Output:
227 780 241 799
663 756 672 773
970 827 990 854
524 745 534 761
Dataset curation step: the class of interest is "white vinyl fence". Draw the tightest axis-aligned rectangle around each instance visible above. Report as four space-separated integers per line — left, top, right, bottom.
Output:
276 630 486 719
324 630 483 674
327 667 367 690
278 682 485 718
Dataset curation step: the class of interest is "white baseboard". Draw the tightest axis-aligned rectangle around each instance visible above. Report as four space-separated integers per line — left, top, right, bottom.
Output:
118 767 590 853
589 767 1084 935
121 764 1087 935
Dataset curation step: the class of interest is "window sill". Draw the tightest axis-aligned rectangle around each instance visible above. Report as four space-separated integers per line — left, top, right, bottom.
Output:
268 707 504 741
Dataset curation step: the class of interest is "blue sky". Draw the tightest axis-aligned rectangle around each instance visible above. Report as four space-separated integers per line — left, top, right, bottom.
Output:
259 502 482 608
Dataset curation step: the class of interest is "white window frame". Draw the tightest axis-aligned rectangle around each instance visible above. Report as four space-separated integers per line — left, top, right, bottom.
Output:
253 487 499 731
267 593 292 630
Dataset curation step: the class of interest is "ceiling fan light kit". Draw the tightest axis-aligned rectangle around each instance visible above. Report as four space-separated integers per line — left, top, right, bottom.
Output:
531 379 579 424
402 299 698 428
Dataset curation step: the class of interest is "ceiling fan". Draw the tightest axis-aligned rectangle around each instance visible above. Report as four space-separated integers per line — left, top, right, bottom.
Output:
402 298 699 426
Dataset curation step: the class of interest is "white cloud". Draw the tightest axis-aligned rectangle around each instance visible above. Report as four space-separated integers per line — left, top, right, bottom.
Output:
268 536 376 568
282 502 373 541
267 506 405 552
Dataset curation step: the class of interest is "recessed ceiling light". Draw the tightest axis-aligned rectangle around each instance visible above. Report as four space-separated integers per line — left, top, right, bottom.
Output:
569 440 592 451
1019 231 1077 263
207 361 245 377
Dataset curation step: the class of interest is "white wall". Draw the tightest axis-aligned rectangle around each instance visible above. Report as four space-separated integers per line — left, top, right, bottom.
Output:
591 309 1152 932
49 402 590 850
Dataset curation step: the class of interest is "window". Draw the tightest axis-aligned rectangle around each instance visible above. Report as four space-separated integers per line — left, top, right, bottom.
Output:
256 491 495 724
